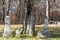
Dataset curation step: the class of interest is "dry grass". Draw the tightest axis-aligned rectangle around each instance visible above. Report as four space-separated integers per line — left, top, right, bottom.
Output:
0 24 60 31
0 24 60 40
0 37 60 40
0 24 23 31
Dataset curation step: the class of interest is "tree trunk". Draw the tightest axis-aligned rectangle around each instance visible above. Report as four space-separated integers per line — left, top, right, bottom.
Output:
21 0 27 34
23 0 35 36
2 0 5 21
29 11 35 36
7 0 11 15
26 0 35 36
23 11 28 34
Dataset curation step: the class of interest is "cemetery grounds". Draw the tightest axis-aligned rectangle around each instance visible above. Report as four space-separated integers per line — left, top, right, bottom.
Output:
0 24 60 40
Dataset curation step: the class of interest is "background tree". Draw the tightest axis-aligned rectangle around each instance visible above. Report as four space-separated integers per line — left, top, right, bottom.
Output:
2 0 5 22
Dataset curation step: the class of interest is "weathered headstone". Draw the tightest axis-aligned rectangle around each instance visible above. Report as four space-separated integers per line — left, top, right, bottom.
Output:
44 17 48 33
3 16 11 37
44 17 49 37
44 17 51 37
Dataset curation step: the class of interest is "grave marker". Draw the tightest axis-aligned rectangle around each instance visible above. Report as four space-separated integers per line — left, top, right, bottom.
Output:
3 16 11 37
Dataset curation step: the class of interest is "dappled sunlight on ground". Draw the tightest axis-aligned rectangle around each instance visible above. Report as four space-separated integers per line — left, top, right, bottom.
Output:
0 37 60 40
0 24 60 40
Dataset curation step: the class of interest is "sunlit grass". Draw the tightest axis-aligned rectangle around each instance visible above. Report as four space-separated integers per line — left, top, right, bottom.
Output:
0 37 60 40
0 24 60 40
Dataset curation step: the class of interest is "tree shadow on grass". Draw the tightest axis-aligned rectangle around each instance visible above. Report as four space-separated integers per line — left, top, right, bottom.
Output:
0 31 3 37
51 33 60 38
49 28 60 38
50 31 60 38
35 27 60 38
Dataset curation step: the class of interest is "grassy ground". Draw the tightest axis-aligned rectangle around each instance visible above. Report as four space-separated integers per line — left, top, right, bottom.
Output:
0 37 60 40
0 24 60 40
0 24 59 31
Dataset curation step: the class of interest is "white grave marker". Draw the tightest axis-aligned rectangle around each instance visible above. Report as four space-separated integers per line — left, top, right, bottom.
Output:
3 16 11 37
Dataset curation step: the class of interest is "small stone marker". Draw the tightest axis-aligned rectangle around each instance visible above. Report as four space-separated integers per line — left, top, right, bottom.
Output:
38 30 45 38
16 29 23 35
3 16 11 37
16 30 20 35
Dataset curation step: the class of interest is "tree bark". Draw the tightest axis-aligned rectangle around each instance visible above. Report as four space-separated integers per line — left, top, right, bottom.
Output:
2 0 5 21
23 0 35 36
29 10 35 36
23 10 28 34
26 0 35 36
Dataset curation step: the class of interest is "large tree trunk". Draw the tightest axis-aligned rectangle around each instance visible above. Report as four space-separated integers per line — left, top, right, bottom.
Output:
26 0 35 36
29 11 35 36
23 0 35 36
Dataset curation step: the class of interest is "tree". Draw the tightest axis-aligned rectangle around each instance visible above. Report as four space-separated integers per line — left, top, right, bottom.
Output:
27 0 35 36
2 0 5 21
23 0 35 36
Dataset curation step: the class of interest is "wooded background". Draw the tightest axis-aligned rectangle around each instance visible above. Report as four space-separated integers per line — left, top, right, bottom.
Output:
0 0 60 24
